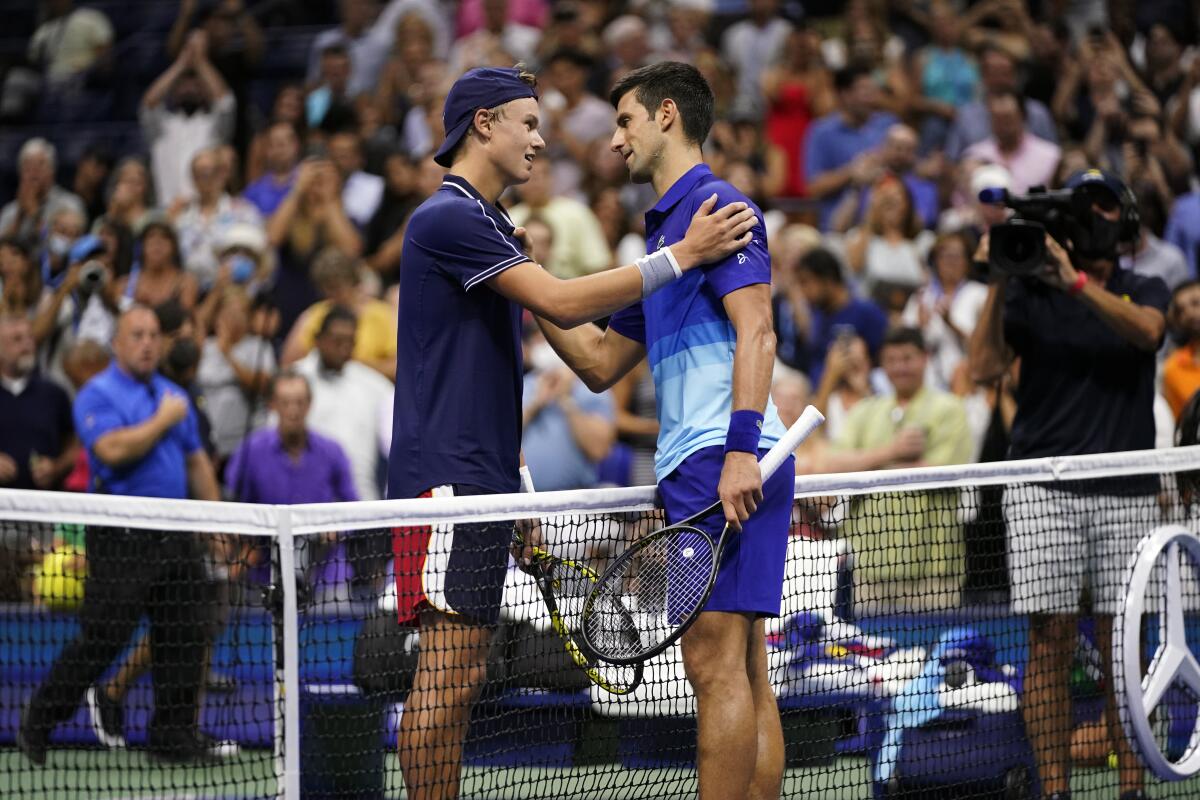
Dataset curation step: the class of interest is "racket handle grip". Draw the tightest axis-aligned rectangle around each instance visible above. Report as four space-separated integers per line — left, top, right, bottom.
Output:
758 405 825 482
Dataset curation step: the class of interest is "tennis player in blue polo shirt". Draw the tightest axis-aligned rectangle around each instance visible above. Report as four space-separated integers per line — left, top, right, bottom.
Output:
388 65 759 799
535 62 794 800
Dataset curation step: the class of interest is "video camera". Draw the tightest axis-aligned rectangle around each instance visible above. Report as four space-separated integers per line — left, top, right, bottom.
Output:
979 169 1140 277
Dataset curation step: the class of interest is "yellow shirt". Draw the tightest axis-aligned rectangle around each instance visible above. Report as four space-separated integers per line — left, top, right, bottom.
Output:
297 299 397 367
833 387 974 582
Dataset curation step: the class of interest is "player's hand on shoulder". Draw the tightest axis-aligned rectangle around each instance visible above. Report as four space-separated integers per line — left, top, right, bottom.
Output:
672 193 757 272
718 451 764 532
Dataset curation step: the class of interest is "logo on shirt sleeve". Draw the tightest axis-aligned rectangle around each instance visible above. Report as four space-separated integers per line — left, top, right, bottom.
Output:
656 234 665 251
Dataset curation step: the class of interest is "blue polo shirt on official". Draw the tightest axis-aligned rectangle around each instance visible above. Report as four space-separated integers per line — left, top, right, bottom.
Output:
388 174 532 500
608 164 788 481
74 363 202 498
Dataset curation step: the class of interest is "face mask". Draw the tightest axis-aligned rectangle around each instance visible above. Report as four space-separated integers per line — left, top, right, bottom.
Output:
47 234 71 259
229 254 256 283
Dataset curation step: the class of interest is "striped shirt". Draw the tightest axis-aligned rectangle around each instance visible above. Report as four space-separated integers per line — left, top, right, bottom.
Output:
609 164 787 480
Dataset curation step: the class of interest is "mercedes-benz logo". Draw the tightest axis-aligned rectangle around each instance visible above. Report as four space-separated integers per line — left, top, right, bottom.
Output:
1114 524 1200 780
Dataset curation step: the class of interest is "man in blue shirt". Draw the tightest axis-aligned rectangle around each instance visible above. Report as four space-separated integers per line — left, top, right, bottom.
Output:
804 65 898 231
795 247 889 385
388 65 759 799
18 306 222 767
536 62 795 800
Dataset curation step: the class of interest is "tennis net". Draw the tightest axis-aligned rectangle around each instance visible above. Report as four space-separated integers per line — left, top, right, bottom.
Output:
2 446 1200 799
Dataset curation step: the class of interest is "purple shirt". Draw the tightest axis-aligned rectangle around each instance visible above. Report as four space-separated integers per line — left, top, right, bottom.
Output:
225 427 359 505
242 172 296 217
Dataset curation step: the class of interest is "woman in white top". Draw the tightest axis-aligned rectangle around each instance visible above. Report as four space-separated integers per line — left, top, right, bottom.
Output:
844 175 934 315
900 231 989 391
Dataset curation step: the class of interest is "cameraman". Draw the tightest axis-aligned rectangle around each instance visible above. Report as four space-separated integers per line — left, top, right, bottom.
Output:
968 170 1167 800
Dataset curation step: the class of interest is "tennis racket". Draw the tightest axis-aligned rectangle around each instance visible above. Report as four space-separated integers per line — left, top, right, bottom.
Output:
579 405 825 665
513 471 644 695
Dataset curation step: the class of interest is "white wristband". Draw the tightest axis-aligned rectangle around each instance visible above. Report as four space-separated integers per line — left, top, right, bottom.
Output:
663 245 683 278
636 248 681 298
519 465 535 493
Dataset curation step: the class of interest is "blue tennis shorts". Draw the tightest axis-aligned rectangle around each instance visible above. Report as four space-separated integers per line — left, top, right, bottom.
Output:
658 445 794 618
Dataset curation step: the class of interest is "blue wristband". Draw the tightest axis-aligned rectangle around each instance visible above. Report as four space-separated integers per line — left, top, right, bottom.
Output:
724 409 764 455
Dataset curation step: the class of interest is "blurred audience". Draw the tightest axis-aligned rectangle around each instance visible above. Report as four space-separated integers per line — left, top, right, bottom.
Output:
521 326 616 491
0 314 77 492
141 30 235 208
281 247 396 378
0 139 85 247
293 306 392 500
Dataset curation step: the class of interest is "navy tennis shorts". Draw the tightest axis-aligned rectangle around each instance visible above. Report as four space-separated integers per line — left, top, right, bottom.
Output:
392 484 511 626
658 445 793 618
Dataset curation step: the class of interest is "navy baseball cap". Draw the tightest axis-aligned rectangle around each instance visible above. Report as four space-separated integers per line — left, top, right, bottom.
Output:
1065 168 1127 206
434 67 538 168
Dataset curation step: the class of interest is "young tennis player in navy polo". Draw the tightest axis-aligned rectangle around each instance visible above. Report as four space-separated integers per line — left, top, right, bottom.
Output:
388 65 759 799
535 62 794 800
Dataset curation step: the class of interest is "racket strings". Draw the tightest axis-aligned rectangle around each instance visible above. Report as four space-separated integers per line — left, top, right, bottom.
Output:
586 526 717 661
546 561 642 693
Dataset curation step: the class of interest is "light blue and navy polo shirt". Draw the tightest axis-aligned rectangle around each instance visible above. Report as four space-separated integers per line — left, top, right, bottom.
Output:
608 164 788 480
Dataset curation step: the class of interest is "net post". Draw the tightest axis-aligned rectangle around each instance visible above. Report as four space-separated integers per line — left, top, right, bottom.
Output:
277 507 302 800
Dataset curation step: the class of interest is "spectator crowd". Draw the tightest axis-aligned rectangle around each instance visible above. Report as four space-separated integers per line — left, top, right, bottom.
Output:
2 0 1200 609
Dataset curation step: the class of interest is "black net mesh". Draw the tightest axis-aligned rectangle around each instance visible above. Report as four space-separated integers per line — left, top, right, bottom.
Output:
4 463 1200 799
0 518 282 798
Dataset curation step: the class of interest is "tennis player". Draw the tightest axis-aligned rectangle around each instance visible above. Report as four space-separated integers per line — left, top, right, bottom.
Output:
535 62 793 800
389 65 758 800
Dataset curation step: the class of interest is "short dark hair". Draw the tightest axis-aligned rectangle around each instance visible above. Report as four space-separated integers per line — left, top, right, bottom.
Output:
609 61 715 146
545 47 593 71
882 326 926 352
833 64 873 93
269 369 312 401
987 89 1026 119
317 305 358 337
796 247 845 284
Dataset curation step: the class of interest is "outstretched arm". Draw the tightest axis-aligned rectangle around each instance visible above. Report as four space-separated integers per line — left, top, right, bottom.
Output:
535 318 646 393
489 195 756 328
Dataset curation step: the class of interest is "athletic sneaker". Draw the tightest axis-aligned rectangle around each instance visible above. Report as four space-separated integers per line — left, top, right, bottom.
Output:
85 686 126 749
197 729 241 759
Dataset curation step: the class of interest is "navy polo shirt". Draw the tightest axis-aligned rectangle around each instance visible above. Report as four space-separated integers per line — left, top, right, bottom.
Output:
388 175 531 500
608 164 788 480
74 363 202 498
1003 268 1169 489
